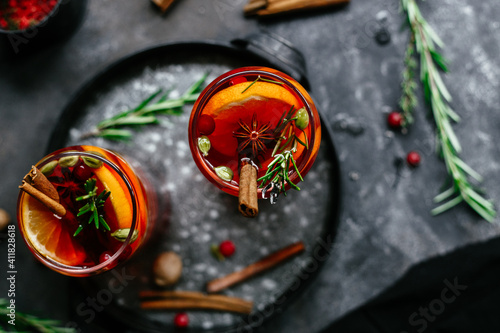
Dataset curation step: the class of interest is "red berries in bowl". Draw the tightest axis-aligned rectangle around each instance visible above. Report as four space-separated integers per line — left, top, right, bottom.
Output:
0 0 59 31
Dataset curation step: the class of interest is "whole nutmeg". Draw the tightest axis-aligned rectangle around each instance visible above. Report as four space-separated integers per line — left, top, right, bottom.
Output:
0 208 10 231
153 251 183 287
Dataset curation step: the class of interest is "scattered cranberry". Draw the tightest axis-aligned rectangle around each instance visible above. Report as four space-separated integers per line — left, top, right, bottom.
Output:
219 240 235 258
174 312 189 328
387 111 403 129
406 151 421 167
198 114 215 135
99 251 113 264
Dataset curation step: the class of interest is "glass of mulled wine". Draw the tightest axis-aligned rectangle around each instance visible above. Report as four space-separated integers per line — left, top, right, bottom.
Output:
188 66 321 207
16 145 159 277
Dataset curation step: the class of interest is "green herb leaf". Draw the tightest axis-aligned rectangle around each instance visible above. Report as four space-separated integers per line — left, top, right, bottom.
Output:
241 75 284 94
401 0 496 222
82 74 208 141
74 179 111 236
0 298 77 333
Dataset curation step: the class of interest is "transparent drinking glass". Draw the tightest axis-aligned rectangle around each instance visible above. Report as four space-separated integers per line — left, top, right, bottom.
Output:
16 145 160 277
188 66 321 201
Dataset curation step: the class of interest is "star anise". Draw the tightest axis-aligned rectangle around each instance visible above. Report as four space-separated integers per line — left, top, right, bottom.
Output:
233 113 274 159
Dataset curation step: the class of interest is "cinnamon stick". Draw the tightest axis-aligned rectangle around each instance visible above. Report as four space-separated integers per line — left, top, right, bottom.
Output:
243 0 267 15
238 163 259 217
19 182 66 216
246 0 350 16
140 290 253 314
151 0 175 12
206 241 305 293
19 166 66 216
23 166 59 202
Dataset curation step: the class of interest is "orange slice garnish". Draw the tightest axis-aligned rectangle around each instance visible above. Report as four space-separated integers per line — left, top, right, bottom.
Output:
203 81 300 116
93 165 134 231
22 195 86 266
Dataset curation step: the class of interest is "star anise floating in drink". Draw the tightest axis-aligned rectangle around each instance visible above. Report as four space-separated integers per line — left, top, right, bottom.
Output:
233 113 274 159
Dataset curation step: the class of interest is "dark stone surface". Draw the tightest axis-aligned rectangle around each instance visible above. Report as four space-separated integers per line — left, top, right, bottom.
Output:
1 0 499 332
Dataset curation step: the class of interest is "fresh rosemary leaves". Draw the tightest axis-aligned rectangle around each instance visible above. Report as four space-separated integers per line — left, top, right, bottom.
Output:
241 75 284 94
257 106 308 198
399 34 418 127
0 298 76 333
83 73 208 141
401 0 496 222
74 178 111 236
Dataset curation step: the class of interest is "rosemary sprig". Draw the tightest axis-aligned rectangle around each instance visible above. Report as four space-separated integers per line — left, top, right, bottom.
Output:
74 178 111 236
0 298 76 333
257 106 308 197
241 75 284 94
401 0 496 222
82 73 208 141
399 33 418 127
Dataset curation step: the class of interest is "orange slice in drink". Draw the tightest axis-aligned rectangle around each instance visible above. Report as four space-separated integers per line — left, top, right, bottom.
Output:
203 81 300 116
22 195 86 266
93 165 134 231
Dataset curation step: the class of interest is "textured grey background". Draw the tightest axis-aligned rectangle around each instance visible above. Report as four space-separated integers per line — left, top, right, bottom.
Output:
1 0 499 332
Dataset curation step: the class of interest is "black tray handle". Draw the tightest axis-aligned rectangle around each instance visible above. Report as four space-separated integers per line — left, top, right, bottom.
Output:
232 31 310 89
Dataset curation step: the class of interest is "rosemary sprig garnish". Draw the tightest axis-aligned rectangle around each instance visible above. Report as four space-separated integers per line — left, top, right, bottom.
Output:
401 0 496 222
0 298 76 333
74 178 111 236
257 106 308 197
82 73 208 141
399 33 418 127
241 75 284 94
258 150 303 194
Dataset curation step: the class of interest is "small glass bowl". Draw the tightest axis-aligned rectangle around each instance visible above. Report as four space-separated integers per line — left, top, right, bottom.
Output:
0 0 87 54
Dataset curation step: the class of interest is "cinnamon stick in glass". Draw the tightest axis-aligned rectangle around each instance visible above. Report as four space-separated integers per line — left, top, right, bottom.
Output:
19 166 66 216
24 166 59 202
238 163 259 218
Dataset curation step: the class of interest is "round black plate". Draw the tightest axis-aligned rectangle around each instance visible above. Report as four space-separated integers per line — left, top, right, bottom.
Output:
48 40 341 333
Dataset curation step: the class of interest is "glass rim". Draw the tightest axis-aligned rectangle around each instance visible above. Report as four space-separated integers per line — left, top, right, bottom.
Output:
17 148 138 276
189 67 320 195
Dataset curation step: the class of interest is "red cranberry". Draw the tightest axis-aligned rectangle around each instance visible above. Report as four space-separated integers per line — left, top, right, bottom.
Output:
72 160 92 181
406 151 421 167
198 114 215 135
387 112 403 129
230 77 247 86
174 312 189 328
99 251 113 264
219 240 235 257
